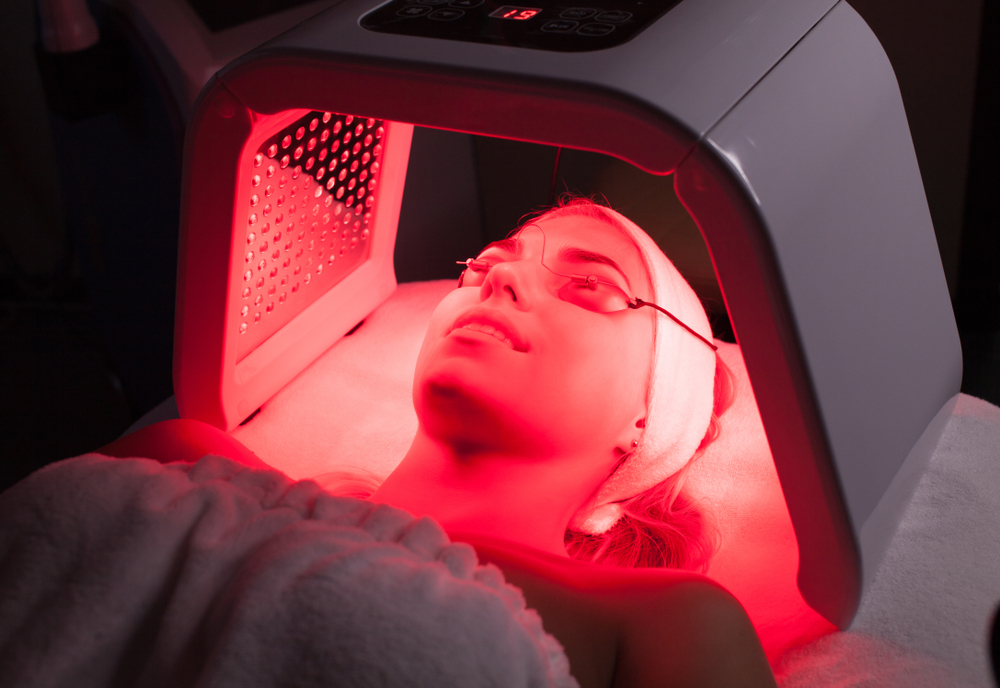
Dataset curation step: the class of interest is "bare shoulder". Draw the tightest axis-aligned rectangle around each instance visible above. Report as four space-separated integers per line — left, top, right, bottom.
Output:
453 533 776 688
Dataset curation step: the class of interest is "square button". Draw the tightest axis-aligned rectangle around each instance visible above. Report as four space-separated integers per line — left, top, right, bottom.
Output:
429 8 464 19
595 10 631 22
542 19 578 32
560 7 596 19
397 5 432 16
577 22 614 36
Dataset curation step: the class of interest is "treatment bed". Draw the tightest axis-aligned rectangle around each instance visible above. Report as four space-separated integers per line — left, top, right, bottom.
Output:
123 278 1000 687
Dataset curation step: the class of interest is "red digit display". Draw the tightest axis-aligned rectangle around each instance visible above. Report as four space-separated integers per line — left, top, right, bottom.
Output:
489 5 542 20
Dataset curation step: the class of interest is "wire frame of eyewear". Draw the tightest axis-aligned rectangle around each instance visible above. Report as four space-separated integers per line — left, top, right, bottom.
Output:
455 232 718 352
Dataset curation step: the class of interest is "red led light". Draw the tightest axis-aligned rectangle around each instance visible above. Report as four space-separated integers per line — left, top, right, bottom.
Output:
490 5 541 20
229 110 391 364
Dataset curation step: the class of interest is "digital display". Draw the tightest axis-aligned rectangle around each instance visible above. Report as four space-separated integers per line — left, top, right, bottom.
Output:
488 5 541 20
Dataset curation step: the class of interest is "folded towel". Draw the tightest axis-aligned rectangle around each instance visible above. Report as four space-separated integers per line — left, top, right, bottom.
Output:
0 454 578 688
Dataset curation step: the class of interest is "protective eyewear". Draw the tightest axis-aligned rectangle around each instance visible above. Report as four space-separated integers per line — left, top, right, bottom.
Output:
456 226 718 352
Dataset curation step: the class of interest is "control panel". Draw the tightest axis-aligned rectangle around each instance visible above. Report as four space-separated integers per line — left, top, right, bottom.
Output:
361 0 680 52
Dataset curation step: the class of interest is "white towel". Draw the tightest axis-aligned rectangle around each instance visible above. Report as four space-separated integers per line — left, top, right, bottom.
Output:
0 453 578 688
773 394 1000 688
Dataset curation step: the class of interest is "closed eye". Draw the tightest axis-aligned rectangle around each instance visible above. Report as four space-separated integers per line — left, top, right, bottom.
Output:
557 246 632 292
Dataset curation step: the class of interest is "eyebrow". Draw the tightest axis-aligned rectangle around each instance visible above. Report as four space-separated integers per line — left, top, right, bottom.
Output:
478 237 520 256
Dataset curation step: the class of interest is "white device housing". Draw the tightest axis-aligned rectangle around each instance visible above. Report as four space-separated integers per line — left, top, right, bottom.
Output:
175 0 962 628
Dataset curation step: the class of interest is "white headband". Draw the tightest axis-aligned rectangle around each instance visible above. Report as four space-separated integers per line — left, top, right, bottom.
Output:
565 208 717 534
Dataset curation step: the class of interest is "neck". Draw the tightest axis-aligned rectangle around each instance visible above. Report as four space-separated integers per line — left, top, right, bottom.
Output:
371 429 587 557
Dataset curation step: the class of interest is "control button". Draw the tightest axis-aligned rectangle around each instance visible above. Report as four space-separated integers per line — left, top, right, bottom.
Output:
577 22 614 35
397 4 432 16
560 7 596 19
449 0 483 7
416 0 449 5
429 7 465 19
542 19 578 32
595 10 631 22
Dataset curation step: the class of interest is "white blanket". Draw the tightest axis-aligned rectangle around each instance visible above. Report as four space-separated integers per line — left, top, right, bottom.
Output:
0 454 578 688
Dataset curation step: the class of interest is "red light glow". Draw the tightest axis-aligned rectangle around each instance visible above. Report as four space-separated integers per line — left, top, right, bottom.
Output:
235 111 385 361
489 5 541 20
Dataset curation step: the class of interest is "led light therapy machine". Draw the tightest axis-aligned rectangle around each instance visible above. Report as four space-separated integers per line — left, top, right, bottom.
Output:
174 0 961 629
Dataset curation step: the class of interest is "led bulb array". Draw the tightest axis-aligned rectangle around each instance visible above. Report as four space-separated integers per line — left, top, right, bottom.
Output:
236 111 385 359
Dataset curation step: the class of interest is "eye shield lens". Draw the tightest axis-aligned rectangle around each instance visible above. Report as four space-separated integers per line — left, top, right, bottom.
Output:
456 225 719 350
456 227 634 313
555 277 632 313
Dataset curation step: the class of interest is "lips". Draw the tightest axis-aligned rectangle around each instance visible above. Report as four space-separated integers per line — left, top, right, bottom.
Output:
450 308 528 352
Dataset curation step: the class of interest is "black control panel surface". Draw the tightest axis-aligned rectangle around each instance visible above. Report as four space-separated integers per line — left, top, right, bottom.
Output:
360 0 681 52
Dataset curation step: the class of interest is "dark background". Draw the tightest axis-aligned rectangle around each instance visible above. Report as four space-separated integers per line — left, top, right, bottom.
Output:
1 0 997 492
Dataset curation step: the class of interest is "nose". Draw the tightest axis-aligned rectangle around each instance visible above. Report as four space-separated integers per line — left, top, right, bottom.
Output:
480 258 544 311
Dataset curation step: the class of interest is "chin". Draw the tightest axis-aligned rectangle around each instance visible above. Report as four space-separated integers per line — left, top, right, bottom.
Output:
414 362 536 447
417 329 526 397
417 360 510 415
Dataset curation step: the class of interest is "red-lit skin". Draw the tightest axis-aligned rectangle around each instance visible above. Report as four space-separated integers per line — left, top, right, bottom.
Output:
372 216 776 688
373 217 654 555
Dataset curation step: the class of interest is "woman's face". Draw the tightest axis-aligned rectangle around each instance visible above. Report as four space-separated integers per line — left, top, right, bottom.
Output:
412 213 655 471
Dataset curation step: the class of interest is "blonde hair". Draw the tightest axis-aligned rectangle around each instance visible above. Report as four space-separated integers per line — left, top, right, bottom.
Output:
530 196 731 571
564 355 733 571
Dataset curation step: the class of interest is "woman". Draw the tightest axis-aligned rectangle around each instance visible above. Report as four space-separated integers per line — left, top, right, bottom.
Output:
368 198 774 687
70 198 775 688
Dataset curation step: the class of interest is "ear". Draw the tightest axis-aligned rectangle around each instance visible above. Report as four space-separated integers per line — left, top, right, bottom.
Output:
613 414 646 454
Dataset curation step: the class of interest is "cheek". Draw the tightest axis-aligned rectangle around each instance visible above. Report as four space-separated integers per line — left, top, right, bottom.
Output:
539 313 651 432
412 290 472 389
618 313 655 406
